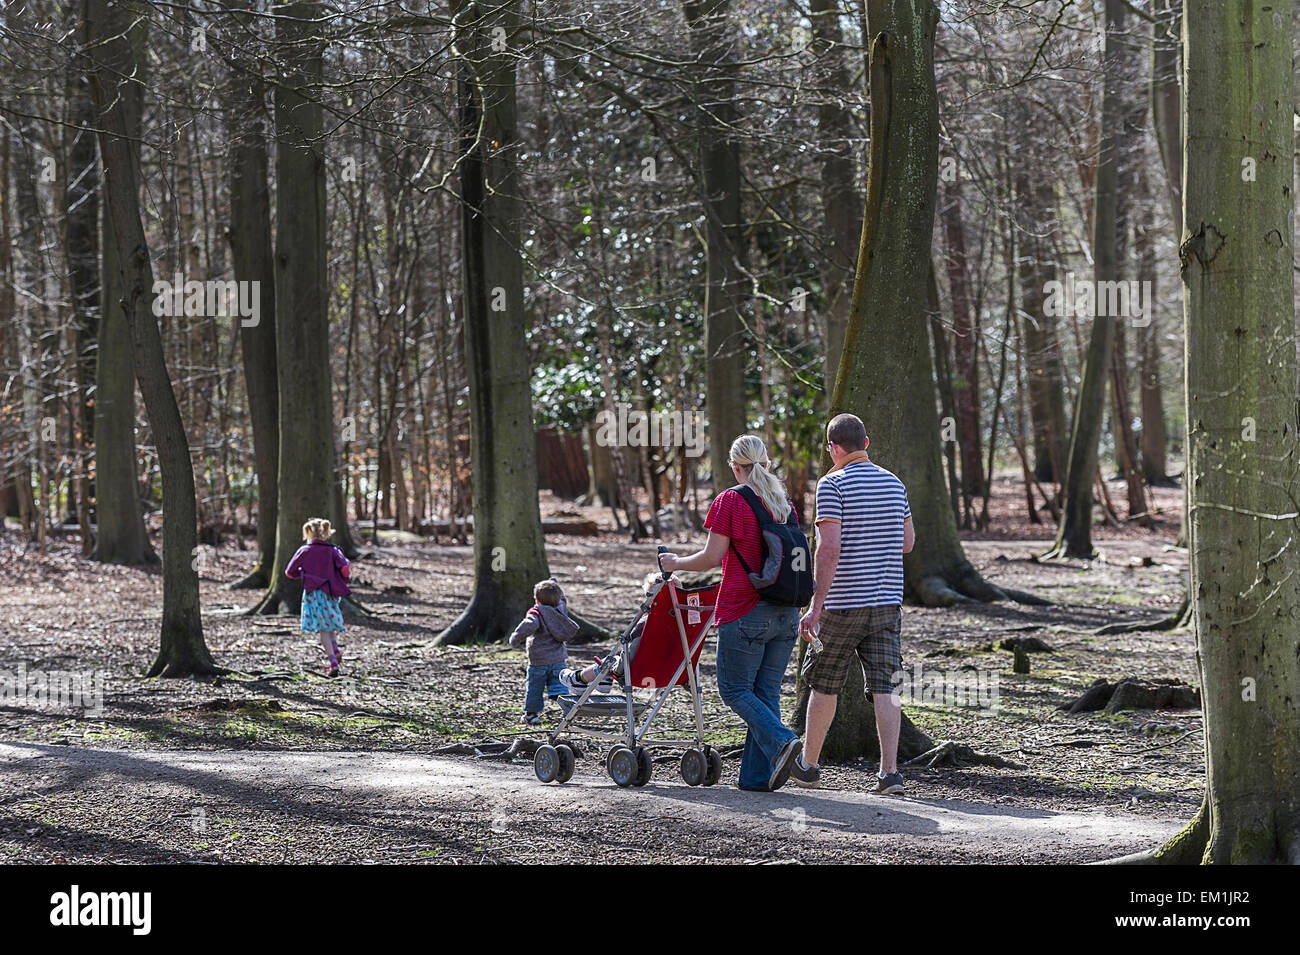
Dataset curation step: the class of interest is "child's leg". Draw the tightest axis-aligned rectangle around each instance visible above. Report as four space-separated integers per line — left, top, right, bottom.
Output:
524 666 545 715
318 631 336 660
545 663 566 699
584 652 621 682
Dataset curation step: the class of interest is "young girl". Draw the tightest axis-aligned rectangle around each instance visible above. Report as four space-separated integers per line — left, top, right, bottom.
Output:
285 518 351 677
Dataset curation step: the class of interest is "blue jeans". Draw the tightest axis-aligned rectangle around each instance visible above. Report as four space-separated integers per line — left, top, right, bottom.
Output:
716 602 800 789
525 663 566 715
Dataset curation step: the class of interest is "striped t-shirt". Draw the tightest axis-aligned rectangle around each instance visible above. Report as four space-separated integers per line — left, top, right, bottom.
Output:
814 460 911 609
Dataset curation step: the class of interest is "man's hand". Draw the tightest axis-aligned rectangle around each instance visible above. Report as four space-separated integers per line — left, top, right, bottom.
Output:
799 606 821 642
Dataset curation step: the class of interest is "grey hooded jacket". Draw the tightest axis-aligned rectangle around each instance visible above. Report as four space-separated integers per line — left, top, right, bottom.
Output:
509 590 580 666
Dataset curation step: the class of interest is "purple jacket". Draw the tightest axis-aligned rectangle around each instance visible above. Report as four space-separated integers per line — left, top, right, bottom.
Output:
286 540 352 597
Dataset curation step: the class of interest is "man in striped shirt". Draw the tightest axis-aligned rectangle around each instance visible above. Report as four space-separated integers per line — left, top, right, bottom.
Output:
792 413 914 794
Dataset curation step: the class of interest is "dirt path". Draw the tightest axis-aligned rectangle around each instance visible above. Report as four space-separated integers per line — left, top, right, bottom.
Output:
0 742 1180 864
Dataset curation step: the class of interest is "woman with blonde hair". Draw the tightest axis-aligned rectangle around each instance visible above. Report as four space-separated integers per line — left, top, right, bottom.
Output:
660 434 805 791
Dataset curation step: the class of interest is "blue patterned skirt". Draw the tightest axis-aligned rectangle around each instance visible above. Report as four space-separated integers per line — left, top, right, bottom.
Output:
301 588 345 633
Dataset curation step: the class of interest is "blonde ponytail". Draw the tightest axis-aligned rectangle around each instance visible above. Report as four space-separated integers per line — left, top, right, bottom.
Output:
728 434 790 521
302 517 333 542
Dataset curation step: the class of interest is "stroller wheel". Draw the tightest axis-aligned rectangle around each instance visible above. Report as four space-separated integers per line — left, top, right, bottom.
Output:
703 746 723 787
680 748 706 787
608 746 638 787
534 744 561 783
555 744 576 784
633 746 652 787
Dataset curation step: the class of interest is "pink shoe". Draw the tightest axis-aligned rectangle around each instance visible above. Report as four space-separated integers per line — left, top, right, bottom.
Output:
324 653 340 678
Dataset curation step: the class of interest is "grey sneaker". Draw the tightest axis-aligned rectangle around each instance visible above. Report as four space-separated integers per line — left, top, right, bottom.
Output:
790 754 821 788
768 737 803 791
875 771 904 795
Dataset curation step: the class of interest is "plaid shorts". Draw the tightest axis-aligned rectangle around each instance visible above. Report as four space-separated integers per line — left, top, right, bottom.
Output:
802 605 903 696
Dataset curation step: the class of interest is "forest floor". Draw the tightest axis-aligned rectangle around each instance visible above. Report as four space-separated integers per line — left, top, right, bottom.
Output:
0 473 1200 864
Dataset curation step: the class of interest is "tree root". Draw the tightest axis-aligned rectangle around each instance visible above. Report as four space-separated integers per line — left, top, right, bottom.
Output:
340 596 375 617
1098 801 1208 865
570 612 613 645
902 740 1026 770
227 567 269 590
144 658 228 679
998 587 1052 606
913 575 975 607
912 569 1048 608
1094 594 1192 634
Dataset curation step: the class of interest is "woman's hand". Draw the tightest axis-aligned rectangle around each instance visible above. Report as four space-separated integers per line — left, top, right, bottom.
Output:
659 552 680 572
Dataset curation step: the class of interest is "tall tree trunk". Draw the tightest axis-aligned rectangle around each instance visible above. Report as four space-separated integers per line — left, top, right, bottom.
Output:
831 0 1027 607
64 66 99 556
1146 0 1299 864
1016 169 1068 486
7 78 51 552
435 0 550 645
811 0 862 398
222 9 280 589
1135 175 1168 484
87 3 155 566
587 177 647 538
1048 0 1125 559
683 0 748 489
927 261 961 524
1146 0 1177 491
939 166 984 513
252 0 336 615
1150 0 1182 238
1108 320 1149 523
85 0 215 677
1107 73 1150 524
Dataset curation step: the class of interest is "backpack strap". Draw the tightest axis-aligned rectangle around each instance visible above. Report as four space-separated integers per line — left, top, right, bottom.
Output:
731 484 771 525
727 485 789 575
732 484 798 527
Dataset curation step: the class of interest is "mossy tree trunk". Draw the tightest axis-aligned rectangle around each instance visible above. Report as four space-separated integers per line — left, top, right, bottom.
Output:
830 0 1024 608
435 0 550 645
1154 0 1300 864
252 0 333 616
85 0 215 677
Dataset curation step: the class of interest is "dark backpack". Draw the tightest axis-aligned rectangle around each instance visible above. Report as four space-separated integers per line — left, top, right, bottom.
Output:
726 485 816 608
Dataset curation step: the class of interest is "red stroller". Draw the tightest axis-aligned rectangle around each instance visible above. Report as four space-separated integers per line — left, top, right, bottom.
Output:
533 547 724 788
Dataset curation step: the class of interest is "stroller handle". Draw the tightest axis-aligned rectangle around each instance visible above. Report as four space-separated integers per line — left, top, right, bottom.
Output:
655 545 673 581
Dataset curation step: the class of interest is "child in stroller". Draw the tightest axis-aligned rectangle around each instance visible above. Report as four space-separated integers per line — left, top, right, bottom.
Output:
533 549 724 788
560 618 642 693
